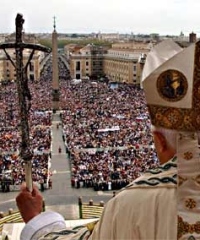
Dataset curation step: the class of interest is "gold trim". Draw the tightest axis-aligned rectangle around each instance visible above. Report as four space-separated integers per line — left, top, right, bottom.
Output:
178 215 200 239
148 105 200 131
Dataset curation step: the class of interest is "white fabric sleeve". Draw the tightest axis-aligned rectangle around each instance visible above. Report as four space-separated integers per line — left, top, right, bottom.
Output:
20 211 66 240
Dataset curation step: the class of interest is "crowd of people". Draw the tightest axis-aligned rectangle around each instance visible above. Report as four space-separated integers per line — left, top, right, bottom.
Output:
0 107 51 191
16 38 185 240
60 81 159 191
0 67 53 192
0 53 159 193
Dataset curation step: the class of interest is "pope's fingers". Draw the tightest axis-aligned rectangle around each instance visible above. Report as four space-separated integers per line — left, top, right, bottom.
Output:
19 182 40 195
16 192 29 208
32 185 42 197
20 182 28 192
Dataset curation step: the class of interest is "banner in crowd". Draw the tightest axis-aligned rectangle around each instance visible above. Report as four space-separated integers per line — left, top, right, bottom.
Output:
97 126 120 132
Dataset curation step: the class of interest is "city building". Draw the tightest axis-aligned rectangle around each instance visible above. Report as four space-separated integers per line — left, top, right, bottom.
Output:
64 43 82 60
0 52 4 81
69 44 108 80
103 41 152 84
0 33 45 82
0 48 41 82
96 32 120 41
5 32 38 44
66 41 152 84
0 34 6 43
189 32 197 43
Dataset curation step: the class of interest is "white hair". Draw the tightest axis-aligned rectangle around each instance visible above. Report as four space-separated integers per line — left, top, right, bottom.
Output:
151 125 177 151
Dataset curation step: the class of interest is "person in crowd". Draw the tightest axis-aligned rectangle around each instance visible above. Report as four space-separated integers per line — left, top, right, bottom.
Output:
48 178 52 189
58 146 62 153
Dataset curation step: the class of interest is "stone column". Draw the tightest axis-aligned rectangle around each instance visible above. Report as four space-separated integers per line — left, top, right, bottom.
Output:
52 17 59 111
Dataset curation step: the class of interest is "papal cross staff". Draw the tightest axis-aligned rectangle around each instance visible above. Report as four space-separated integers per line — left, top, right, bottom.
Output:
0 13 51 191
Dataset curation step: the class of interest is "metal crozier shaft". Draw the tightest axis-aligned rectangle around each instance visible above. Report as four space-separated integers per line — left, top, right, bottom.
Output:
15 13 33 192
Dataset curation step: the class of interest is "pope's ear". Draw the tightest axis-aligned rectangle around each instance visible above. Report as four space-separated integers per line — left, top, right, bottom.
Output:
153 131 167 152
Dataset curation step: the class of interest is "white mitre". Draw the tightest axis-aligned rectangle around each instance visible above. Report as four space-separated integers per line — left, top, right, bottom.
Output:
142 39 200 131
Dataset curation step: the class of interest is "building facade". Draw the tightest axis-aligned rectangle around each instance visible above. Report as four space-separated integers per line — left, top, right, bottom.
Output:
0 51 4 81
67 41 151 84
0 33 44 82
0 49 41 82
69 44 108 80
103 42 151 84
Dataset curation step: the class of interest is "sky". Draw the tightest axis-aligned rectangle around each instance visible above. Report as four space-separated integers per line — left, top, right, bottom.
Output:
1 0 200 36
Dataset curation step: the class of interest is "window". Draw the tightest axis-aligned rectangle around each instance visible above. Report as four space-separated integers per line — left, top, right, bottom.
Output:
76 74 80 79
29 62 34 71
76 61 81 71
30 74 34 81
86 61 89 66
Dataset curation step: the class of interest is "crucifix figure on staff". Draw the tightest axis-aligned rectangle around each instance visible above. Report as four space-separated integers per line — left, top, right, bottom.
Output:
0 13 51 192
15 13 33 192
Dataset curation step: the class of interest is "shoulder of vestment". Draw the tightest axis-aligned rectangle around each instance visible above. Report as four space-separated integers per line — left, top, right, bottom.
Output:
125 156 177 189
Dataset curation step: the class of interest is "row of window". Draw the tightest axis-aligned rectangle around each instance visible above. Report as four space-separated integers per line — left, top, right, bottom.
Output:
6 61 34 71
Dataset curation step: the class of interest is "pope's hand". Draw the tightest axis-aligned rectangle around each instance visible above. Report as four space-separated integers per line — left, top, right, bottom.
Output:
16 183 43 223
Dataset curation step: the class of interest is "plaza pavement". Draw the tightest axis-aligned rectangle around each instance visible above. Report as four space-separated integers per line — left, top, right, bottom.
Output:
43 111 80 219
42 112 112 219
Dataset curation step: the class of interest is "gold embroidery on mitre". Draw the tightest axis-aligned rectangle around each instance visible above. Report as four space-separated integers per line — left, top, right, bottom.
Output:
164 108 183 129
157 69 188 102
194 81 200 100
178 216 200 239
192 112 200 130
148 105 200 131
190 40 200 130
155 112 163 121
183 151 193 160
185 198 197 210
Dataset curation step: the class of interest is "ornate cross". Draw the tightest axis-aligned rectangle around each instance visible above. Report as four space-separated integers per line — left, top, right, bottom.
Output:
0 13 51 191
